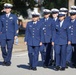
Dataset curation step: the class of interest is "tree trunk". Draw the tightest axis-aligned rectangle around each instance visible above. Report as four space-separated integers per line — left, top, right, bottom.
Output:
68 0 75 10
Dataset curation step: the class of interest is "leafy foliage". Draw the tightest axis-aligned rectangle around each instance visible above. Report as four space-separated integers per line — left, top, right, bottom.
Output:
0 0 72 17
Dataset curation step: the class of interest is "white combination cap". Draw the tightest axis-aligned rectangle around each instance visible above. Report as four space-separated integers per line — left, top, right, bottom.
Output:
60 7 68 12
4 3 13 8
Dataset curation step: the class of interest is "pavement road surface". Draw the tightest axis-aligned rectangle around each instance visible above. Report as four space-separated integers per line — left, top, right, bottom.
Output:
0 51 76 75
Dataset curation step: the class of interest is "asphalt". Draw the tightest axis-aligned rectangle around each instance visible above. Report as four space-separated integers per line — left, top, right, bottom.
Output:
0 51 76 75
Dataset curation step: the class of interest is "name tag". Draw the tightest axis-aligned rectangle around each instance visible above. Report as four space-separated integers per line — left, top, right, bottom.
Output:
9 17 13 19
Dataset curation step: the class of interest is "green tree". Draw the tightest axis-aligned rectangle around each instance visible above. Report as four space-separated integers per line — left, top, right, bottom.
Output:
0 0 69 17
43 0 68 9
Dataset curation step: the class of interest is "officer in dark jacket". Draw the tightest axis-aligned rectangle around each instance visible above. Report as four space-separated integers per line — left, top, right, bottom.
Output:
0 3 18 66
50 8 59 66
68 10 76 68
24 11 43 71
40 9 55 68
52 12 71 71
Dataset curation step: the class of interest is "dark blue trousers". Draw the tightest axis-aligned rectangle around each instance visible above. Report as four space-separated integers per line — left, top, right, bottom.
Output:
55 45 67 67
72 44 76 65
40 43 52 66
39 43 47 63
66 45 72 63
28 46 39 68
1 39 14 64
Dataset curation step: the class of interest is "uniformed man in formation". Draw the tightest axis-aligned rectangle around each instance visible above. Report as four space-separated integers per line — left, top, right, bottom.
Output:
52 12 71 71
24 11 43 70
40 9 55 68
69 9 76 68
50 8 59 66
0 3 76 71
0 3 18 66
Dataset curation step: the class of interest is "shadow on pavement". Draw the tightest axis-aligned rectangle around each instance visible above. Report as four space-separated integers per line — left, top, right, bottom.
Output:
0 61 3 65
17 64 29 70
37 61 43 67
17 61 55 71
38 61 56 71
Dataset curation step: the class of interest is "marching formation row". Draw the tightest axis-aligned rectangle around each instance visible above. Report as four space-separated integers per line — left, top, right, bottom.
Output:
25 5 76 71
0 3 76 71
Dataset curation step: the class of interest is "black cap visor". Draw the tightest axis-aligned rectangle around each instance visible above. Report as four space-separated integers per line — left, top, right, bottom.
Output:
70 13 76 16
44 12 50 15
32 15 39 17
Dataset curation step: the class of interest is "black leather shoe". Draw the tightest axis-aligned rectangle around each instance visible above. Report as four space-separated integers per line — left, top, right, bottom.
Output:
32 67 37 71
73 65 76 68
5 63 11 66
60 67 65 71
29 66 32 70
73 63 76 68
43 65 48 68
53 62 56 66
66 64 68 68
66 62 69 68
2 61 6 66
55 66 60 71
49 61 53 66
